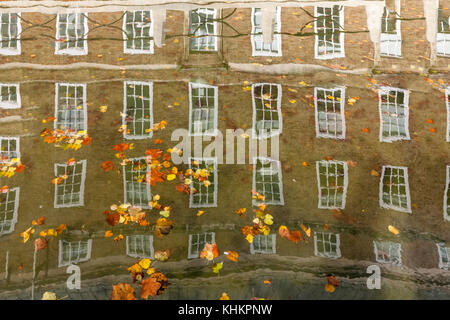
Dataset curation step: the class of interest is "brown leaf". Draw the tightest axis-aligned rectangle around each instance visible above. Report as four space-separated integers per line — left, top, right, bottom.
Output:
34 238 47 251
140 278 161 299
111 283 137 300
326 274 340 287
106 212 120 226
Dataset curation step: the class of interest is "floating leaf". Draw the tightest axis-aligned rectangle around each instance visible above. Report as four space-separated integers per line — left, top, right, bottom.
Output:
140 278 162 299
219 292 230 300
224 250 239 262
111 283 136 300
388 225 400 235
212 262 223 274
200 243 219 261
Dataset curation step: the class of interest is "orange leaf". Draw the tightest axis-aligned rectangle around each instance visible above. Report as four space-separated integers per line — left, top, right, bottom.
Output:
140 278 161 299
111 283 137 300
370 169 380 177
234 208 246 217
101 160 114 172
325 283 335 293
55 224 66 234
429 128 437 133
426 119 434 124
219 292 230 300
200 243 219 261
224 250 239 262
104 230 113 237
327 275 340 287
32 216 45 225
154 139 163 144
278 226 302 243
362 127 370 133
388 225 400 235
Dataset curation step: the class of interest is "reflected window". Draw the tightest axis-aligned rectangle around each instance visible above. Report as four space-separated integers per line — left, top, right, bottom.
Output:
189 82 218 136
250 234 276 254
0 137 20 163
380 0 402 57
0 187 19 236
252 83 282 139
54 159 86 208
188 232 215 259
316 160 348 209
437 243 450 270
123 157 151 209
58 239 92 267
437 8 450 57
126 235 154 259
378 86 410 142
123 11 153 54
55 83 87 134
189 157 218 208
123 81 153 139
251 7 282 56
314 231 341 258
253 157 284 206
314 87 345 139
0 83 20 109
55 13 88 55
446 87 450 142
314 6 345 59
0 13 21 55
444 165 450 221
379 165 411 213
189 8 217 52
373 240 402 265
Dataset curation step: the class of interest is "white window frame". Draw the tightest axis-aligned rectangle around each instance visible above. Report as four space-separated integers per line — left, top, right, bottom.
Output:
437 8 450 57
188 82 218 137
380 0 402 58
314 6 345 59
314 231 341 258
446 87 450 142
0 187 19 237
189 157 218 208
250 234 276 254
123 156 151 209
443 165 450 222
126 234 154 259
0 83 20 109
378 86 410 142
314 87 346 139
54 159 87 208
316 160 348 209
188 232 215 259
123 81 153 139
437 243 450 270
0 136 20 163
252 83 282 139
252 156 284 206
0 13 21 56
379 165 412 213
250 7 282 57
189 8 218 52
373 240 402 265
123 11 154 54
54 83 87 134
58 239 92 267
55 13 88 55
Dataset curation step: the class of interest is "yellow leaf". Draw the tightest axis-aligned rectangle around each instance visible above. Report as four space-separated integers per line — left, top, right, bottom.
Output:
138 258 151 270
246 234 254 243
47 229 57 237
388 225 400 235
212 262 223 274
159 210 170 218
263 214 273 225
197 210 206 216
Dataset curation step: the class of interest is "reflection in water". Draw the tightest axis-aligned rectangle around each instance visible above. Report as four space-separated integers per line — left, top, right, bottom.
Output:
0 0 448 300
